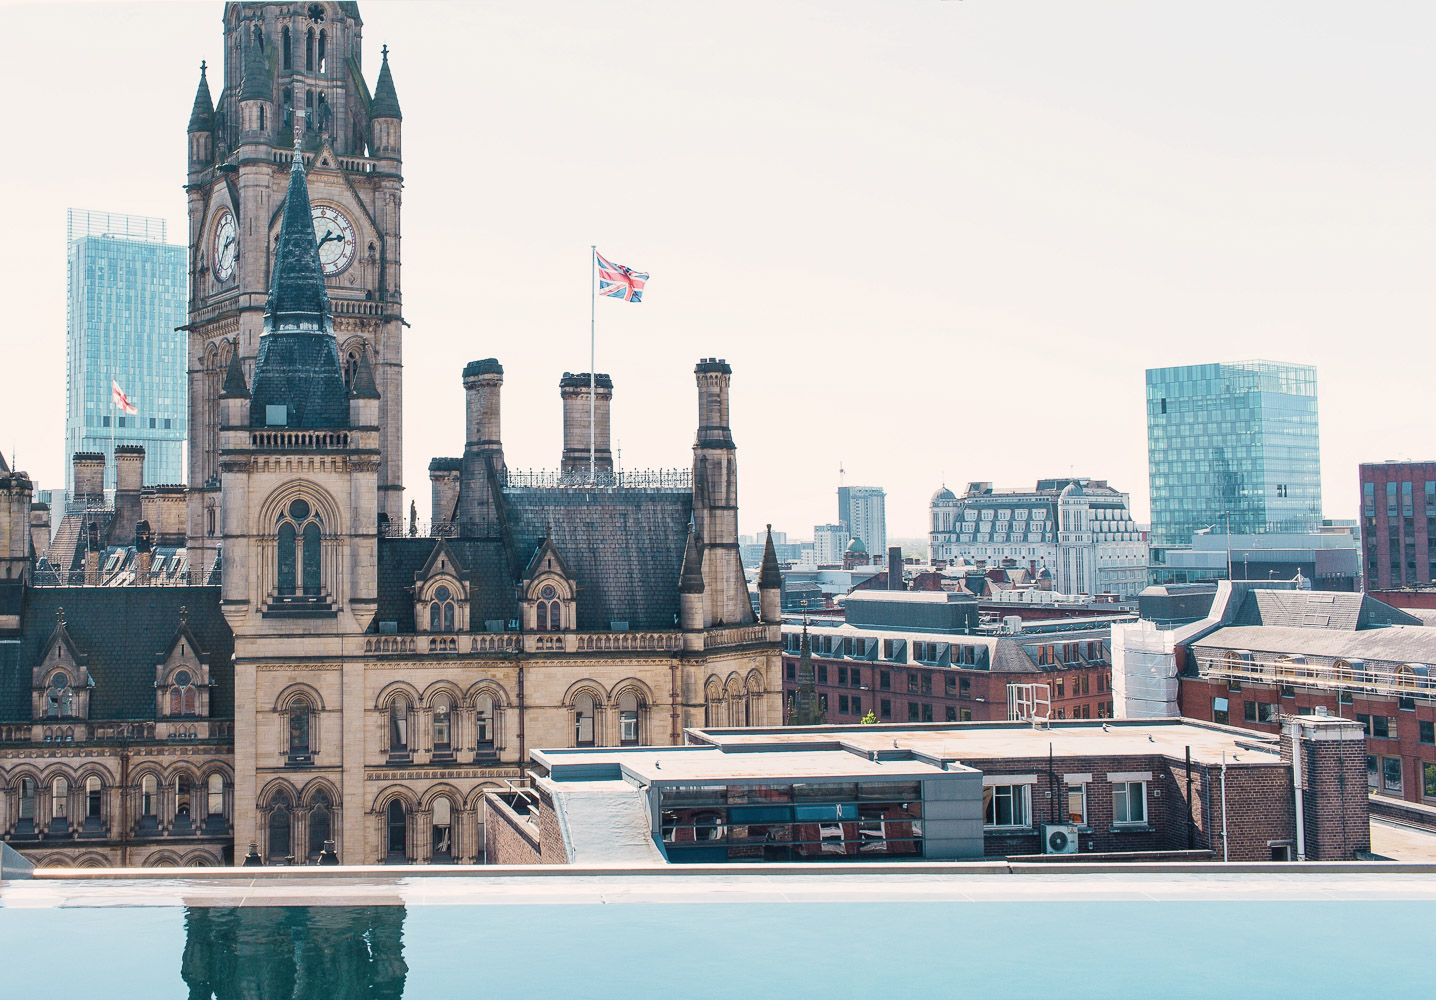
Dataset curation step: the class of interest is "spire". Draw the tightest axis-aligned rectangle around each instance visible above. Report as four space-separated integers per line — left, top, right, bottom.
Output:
349 350 380 399
679 524 705 594
219 343 249 399
188 61 214 132
265 152 330 329
788 618 825 725
759 523 781 590
239 37 271 103
370 45 402 120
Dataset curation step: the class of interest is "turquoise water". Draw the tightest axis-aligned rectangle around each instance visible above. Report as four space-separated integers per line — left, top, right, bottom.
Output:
0 899 1425 997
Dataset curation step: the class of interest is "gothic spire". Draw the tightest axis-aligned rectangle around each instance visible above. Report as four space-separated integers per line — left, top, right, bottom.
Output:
239 37 271 103
679 523 705 595
369 45 402 120
219 343 249 399
759 523 781 590
188 61 214 132
350 350 381 400
266 151 330 330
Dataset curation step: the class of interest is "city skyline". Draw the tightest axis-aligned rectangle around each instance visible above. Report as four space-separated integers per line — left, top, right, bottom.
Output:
2 2 1433 537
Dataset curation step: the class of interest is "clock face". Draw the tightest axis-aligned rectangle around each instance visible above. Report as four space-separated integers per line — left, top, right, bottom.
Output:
211 209 237 282
311 205 357 276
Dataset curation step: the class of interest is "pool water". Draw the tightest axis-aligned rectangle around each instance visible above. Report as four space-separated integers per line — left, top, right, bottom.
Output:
0 895 1428 998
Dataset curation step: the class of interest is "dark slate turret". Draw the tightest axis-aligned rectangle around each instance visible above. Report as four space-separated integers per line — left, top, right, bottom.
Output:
350 351 381 400
188 61 214 132
370 47 402 120
220 345 249 399
247 153 350 430
758 525 781 590
239 38 271 103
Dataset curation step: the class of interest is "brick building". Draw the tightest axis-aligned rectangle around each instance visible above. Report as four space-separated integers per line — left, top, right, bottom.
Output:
1360 461 1436 591
485 717 1368 864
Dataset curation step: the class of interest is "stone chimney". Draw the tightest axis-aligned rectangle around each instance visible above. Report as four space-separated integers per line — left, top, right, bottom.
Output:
456 359 505 531
29 501 50 568
1280 716 1370 861
428 457 462 527
887 546 904 590
72 452 106 501
135 520 153 585
559 372 614 478
692 359 751 626
113 445 146 540
0 466 33 583
84 520 102 586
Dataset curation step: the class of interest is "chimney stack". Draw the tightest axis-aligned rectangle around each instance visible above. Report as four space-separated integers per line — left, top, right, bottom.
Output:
428 458 462 527
456 359 505 530
887 546 904 590
135 520 153 585
72 452 105 501
559 372 614 478
113 445 145 539
691 358 751 626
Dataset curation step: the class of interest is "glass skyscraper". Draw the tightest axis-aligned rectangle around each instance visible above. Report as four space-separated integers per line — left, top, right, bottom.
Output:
64 210 187 491
1146 361 1321 561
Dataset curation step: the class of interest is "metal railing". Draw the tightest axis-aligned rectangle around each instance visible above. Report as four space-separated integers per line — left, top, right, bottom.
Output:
1193 650 1435 699
500 467 692 491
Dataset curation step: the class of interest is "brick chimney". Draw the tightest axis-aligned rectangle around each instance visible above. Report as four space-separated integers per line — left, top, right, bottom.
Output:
1281 715 1370 861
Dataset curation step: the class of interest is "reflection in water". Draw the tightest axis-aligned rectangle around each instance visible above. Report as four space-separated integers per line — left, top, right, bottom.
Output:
180 906 407 999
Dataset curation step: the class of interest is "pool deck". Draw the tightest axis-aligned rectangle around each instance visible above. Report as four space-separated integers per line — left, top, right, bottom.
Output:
6 862 1436 908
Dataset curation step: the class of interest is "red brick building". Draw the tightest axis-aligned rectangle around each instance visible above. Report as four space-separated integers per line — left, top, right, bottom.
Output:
1359 461 1436 590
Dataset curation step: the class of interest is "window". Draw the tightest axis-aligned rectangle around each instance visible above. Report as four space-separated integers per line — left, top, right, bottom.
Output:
879 671 891 690
432 797 453 860
433 697 452 755
386 799 406 857
907 673 919 694
389 696 410 753
983 783 1029 828
276 498 323 597
1244 701 1278 724
1358 714 1397 739
429 585 457 633
1421 721 1434 745
945 706 956 722
288 697 311 755
1212 697 1229 725
575 692 596 747
838 695 849 714
785 661 795 681
86 776 102 819
1112 781 1147 826
1382 756 1403 793
536 583 562 631
908 702 920 722
309 791 331 861
817 665 828 684
46 672 74 719
1066 783 1087 825
851 697 861 716
476 694 495 752
960 708 972 722
140 775 156 818
18 777 35 822
1367 755 1379 789
207 774 223 817
921 674 933 696
837 666 848 685
169 669 199 717
282 25 291 69
268 793 292 862
52 777 68 821
945 675 957 697
618 691 641 746
305 27 315 72
880 698 891 720
922 703 933 722
1425 762 1436 799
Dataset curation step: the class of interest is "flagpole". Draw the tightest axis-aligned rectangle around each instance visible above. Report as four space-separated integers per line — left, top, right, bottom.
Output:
589 244 596 484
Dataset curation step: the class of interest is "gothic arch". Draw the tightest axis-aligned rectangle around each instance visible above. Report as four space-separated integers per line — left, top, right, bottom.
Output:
609 677 658 705
196 761 235 786
561 679 609 708
724 673 744 699
420 680 464 707
258 480 344 534
418 782 464 811
181 851 215 867
375 680 422 711
273 682 326 713
74 852 109 869
35 854 73 869
36 762 78 785
371 783 420 813
745 669 766 694
164 761 203 786
462 782 506 813
464 679 511 708
300 775 342 808
144 849 184 868
257 777 302 809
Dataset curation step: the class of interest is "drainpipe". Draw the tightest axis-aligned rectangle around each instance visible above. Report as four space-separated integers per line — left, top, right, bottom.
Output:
516 663 526 776
1220 751 1229 863
1290 723 1307 861
669 661 680 745
118 734 130 867
1185 745 1193 850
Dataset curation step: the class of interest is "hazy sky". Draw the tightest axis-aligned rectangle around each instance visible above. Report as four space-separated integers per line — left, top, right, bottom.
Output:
2 1 1432 540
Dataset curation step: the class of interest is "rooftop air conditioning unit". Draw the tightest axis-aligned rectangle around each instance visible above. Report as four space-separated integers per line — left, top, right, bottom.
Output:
1043 823 1079 855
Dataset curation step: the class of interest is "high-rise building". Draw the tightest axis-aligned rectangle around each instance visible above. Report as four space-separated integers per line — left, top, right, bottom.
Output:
1146 361 1321 564
838 485 886 558
1359 461 1436 590
813 523 850 566
64 210 187 491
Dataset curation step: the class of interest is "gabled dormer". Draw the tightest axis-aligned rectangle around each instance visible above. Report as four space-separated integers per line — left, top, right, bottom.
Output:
521 534 577 632
154 608 213 719
32 609 91 721
414 539 469 634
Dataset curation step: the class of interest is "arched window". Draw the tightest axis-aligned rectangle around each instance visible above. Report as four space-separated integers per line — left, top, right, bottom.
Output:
386 799 406 859
432 797 453 861
536 602 547 631
140 775 157 818
476 694 495 754
429 585 456 633
86 776 102 820
618 691 641 746
344 349 360 388
433 697 452 757
268 793 292 862
46 673 73 719
169 670 199 717
309 791 332 861
19 777 35 822
537 583 562 631
276 498 323 598
289 696 311 755
305 28 315 71
175 775 192 823
574 693 596 747
52 777 68 822
207 774 224 817
258 105 266 130
253 23 264 50
389 697 410 753
282 25 292 69
317 29 326 73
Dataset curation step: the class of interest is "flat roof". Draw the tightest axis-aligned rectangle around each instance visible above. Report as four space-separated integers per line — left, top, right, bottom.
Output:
686 719 1286 768
532 745 959 784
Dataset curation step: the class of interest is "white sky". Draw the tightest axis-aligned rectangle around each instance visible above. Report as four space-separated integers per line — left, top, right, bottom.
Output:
1 1 1432 540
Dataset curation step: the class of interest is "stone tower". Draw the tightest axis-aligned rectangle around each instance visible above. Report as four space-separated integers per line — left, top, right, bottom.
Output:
692 359 753 627
185 1 404 575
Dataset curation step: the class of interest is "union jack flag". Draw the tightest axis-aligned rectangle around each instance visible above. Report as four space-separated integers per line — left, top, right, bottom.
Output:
595 250 648 303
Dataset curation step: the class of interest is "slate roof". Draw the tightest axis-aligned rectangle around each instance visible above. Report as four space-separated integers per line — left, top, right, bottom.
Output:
220 345 249 398
239 38 271 103
374 538 516 633
369 48 402 120
1193 624 1436 666
188 63 215 132
350 350 380 399
0 587 234 723
1232 589 1421 630
504 489 692 630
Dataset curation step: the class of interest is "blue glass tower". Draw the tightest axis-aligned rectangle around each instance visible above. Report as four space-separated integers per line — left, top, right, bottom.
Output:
64 210 187 491
1146 361 1322 562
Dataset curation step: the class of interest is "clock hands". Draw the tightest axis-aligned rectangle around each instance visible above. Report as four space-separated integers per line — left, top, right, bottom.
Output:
317 229 343 249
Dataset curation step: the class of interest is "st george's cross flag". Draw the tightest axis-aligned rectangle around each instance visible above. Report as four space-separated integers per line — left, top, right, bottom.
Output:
595 250 648 303
111 380 137 415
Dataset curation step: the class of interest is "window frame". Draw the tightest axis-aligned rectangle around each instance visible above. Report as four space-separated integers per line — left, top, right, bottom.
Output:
982 782 1031 830
1112 780 1147 827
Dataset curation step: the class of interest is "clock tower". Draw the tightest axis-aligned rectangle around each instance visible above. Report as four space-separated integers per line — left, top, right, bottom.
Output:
184 1 404 575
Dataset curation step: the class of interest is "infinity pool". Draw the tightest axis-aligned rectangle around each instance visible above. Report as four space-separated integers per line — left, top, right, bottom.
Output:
2 871 1431 998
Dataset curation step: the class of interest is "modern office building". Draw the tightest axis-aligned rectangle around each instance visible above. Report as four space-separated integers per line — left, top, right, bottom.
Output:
64 210 187 491
1155 529 1360 591
929 479 1148 598
838 485 886 559
1359 461 1436 591
813 523 851 566
1146 361 1322 566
